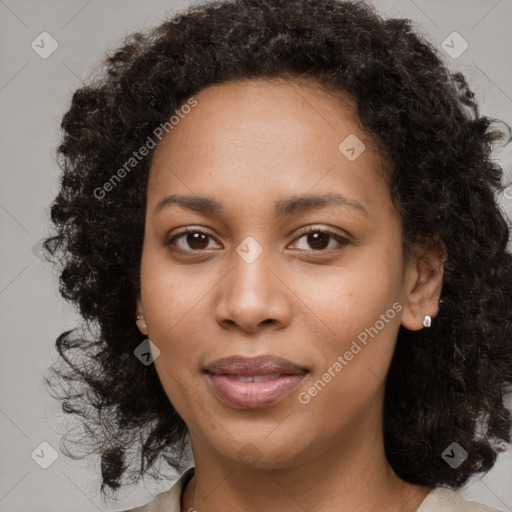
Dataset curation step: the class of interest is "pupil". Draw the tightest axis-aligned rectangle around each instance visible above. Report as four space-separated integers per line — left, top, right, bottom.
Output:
188 232 208 249
308 232 329 250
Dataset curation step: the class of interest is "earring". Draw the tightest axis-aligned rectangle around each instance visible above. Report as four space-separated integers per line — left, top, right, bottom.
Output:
136 315 142 321
422 315 432 328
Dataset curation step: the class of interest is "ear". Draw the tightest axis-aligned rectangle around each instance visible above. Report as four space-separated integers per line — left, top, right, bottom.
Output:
135 295 148 336
401 238 447 331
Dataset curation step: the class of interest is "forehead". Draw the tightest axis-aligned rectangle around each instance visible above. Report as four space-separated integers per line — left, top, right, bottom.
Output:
147 77 391 216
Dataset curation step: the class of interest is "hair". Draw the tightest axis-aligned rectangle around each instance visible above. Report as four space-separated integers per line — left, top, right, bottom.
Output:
43 0 512 499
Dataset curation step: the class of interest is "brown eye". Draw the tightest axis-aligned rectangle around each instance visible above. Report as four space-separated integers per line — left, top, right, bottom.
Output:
183 232 210 250
166 229 219 252
305 231 330 250
290 228 350 252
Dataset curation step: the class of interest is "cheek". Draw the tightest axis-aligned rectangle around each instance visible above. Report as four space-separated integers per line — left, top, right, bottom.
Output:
140 247 211 336
139 255 209 399
295 294 401 433
292 247 403 337
291 248 403 393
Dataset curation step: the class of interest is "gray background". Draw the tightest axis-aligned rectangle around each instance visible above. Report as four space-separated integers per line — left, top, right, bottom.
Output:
1 0 511 511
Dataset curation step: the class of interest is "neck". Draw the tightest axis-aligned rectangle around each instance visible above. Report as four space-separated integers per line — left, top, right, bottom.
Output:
181 411 431 512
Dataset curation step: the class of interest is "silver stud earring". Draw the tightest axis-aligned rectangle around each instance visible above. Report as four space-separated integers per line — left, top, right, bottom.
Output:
422 315 432 328
136 315 142 321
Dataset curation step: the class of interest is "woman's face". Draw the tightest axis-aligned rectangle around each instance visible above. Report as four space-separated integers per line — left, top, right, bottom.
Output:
137 78 441 469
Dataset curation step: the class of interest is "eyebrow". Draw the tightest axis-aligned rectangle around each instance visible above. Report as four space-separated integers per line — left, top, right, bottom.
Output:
153 192 368 217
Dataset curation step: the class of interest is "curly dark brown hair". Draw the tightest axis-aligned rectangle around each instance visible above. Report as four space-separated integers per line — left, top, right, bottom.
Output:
43 0 512 499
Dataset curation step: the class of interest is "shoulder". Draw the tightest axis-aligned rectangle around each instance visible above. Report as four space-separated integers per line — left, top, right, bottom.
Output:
417 487 503 512
122 467 195 512
122 474 503 512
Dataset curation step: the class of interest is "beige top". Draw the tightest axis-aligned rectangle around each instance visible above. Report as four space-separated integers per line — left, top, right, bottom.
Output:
124 467 502 512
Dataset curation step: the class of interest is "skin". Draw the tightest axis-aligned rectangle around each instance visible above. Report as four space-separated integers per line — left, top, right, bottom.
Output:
135 77 446 512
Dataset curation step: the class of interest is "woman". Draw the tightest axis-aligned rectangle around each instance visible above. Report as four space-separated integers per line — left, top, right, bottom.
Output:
44 0 512 511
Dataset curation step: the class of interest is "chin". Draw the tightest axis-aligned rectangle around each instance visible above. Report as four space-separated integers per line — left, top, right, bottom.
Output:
210 430 315 470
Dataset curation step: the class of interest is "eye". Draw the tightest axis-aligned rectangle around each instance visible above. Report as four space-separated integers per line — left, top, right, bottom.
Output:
165 226 350 254
289 226 350 252
165 227 220 252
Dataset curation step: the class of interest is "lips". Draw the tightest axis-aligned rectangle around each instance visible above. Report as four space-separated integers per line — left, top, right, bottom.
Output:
204 355 308 409
206 355 308 376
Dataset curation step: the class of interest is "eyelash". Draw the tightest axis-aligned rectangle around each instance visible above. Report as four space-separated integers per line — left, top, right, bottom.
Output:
164 226 350 254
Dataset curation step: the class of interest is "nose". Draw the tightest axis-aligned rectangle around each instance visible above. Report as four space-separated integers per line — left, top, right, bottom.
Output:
214 247 292 334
